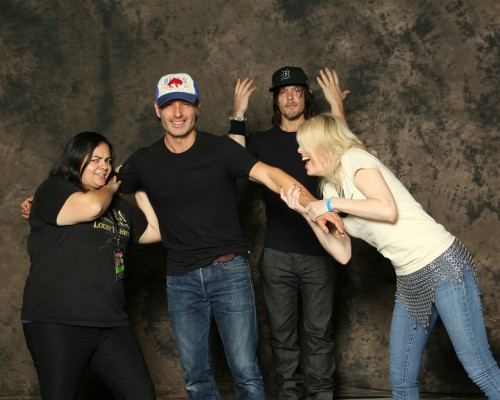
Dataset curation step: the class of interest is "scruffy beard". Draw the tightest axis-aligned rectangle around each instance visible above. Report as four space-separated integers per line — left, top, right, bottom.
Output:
279 101 305 122
281 109 304 121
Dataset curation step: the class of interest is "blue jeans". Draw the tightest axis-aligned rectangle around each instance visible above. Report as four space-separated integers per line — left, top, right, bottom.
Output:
166 256 265 400
390 263 500 399
260 248 336 400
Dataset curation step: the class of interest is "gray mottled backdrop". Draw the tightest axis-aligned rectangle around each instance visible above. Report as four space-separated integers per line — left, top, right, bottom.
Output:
1 0 498 399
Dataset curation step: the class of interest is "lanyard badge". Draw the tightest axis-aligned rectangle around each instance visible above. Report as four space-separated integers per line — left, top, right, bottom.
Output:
114 235 125 281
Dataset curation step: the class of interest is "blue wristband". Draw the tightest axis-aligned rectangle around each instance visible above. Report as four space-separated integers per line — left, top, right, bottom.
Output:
326 197 334 212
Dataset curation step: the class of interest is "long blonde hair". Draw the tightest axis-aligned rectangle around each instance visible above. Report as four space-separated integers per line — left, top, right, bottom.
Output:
296 113 366 193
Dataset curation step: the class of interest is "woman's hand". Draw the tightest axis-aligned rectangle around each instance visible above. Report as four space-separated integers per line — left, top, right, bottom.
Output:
305 199 329 221
20 196 33 220
280 185 307 216
281 186 345 235
305 198 345 235
316 212 345 236
281 185 350 263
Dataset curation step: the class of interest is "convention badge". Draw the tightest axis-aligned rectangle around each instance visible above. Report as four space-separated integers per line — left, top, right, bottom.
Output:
114 249 125 281
114 236 125 281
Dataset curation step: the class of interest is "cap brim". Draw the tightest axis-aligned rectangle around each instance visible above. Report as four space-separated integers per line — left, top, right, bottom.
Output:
269 82 309 92
157 92 198 107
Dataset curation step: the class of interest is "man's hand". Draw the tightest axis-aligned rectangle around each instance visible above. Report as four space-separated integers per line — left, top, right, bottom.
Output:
317 68 349 122
20 196 33 220
233 77 256 117
107 175 121 194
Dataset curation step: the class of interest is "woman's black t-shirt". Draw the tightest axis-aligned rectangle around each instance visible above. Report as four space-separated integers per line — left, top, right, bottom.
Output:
21 177 147 327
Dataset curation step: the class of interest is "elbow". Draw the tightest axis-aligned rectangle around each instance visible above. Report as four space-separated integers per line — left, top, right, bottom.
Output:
386 206 398 224
380 203 398 223
87 202 107 220
329 248 351 265
336 254 351 265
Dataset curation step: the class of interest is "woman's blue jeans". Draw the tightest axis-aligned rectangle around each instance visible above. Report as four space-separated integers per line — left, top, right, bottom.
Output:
166 256 265 400
390 264 500 399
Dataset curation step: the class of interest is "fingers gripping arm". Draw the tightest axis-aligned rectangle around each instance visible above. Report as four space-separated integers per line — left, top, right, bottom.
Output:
249 161 345 234
280 186 351 264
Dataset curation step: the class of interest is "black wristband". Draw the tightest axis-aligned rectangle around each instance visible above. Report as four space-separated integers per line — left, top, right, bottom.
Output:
228 119 247 136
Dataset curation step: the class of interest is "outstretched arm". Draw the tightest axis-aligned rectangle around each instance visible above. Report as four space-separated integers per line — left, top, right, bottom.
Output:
228 77 255 147
306 168 398 223
281 185 351 264
248 161 345 234
317 68 350 123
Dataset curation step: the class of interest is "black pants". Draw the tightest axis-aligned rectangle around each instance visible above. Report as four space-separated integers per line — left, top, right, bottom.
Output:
23 322 156 400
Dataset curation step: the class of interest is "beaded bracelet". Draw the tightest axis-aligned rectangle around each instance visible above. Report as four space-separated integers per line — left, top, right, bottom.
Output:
229 116 247 122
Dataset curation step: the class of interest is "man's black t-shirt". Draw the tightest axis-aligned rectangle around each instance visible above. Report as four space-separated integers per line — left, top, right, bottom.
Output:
247 126 328 256
22 177 147 327
118 132 259 274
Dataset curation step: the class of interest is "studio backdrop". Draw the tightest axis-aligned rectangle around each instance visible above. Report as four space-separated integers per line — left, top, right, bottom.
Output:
1 0 498 398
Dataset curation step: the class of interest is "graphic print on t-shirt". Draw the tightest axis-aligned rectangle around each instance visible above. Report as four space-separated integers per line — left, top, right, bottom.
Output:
92 209 131 237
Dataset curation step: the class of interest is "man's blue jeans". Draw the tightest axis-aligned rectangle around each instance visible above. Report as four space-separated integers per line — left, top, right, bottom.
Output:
260 248 336 399
390 263 500 399
167 256 265 400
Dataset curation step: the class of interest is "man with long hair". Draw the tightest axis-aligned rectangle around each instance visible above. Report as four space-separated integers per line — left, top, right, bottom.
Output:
229 67 348 399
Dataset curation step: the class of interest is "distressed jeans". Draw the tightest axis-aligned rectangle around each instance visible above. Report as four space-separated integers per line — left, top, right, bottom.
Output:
390 263 500 399
167 256 265 400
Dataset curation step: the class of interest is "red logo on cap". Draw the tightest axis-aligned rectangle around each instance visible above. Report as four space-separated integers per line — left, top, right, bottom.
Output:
167 77 184 88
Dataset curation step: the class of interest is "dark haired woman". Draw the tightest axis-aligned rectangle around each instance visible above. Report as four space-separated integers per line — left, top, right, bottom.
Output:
20 132 160 400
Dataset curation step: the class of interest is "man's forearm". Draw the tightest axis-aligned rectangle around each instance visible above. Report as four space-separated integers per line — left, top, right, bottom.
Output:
249 161 317 206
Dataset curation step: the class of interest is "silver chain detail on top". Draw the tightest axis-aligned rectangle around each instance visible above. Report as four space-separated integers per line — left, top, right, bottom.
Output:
396 238 477 329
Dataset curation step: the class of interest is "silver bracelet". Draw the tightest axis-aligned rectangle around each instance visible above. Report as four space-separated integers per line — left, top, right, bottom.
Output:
229 116 247 122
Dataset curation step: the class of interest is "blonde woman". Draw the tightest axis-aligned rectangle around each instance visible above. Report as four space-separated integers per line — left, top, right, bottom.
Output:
281 113 500 399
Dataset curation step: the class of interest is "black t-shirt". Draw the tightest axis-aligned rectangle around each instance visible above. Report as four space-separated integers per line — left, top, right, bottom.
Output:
118 131 259 274
247 126 328 256
22 177 147 327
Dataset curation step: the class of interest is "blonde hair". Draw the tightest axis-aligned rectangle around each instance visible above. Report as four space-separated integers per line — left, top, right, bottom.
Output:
296 113 366 193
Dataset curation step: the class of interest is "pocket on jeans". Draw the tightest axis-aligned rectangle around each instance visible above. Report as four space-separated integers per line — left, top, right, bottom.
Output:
220 256 249 271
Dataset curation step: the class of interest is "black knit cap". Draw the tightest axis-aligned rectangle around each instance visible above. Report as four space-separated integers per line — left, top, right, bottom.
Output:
269 66 310 92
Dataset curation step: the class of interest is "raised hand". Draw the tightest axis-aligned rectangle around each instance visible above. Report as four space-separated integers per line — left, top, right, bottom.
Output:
317 68 350 122
233 77 256 117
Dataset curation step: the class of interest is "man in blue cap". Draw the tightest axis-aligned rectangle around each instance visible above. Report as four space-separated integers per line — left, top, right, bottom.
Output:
117 72 344 400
